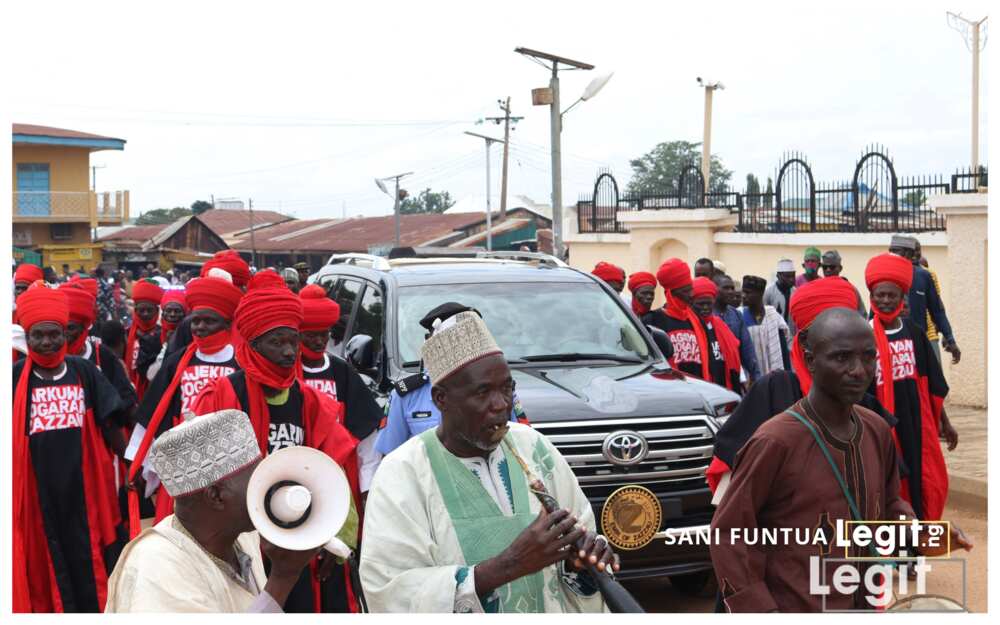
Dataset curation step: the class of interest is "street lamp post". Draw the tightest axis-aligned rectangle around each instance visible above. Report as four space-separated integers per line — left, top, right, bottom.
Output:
464 131 506 251
696 77 724 194
947 13 989 175
516 48 612 259
375 172 413 248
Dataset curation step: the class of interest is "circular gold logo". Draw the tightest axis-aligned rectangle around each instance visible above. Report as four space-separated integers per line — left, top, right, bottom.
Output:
600 485 662 551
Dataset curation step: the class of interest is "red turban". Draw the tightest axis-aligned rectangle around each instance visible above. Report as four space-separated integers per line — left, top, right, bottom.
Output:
68 276 99 298
186 276 243 321
592 262 625 283
59 283 97 327
132 279 164 305
17 284 68 331
656 258 692 292
788 277 861 395
14 264 44 285
201 250 251 289
235 287 304 341
692 277 718 300
627 271 656 293
865 253 914 416
865 252 913 294
160 289 189 313
248 269 287 291
300 284 341 332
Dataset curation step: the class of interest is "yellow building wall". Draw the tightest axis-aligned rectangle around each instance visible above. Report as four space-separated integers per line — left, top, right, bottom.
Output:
12 144 91 192
12 222 93 247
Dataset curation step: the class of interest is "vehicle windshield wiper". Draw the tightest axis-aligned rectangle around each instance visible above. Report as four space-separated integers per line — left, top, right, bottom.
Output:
520 352 644 364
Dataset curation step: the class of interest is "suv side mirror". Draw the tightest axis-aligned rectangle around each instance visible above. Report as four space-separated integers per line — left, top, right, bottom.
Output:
345 334 376 375
646 325 674 361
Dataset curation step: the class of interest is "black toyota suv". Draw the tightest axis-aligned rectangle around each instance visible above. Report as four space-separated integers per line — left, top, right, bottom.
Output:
311 250 739 590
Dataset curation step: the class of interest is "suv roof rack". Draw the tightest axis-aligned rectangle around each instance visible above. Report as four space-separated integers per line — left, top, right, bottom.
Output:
474 250 567 267
325 253 391 271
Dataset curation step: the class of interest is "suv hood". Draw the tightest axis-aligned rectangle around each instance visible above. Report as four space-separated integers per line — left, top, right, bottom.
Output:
510 362 739 423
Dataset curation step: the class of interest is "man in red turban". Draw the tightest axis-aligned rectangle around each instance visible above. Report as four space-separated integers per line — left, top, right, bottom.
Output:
13 284 127 613
193 286 362 613
59 283 137 415
159 289 188 344
645 258 727 386
126 279 165 401
248 268 288 291
299 284 382 503
865 253 953 521
705 277 892 497
14 263 45 299
591 261 626 294
126 273 244 532
627 271 656 316
201 250 251 290
691 277 742 392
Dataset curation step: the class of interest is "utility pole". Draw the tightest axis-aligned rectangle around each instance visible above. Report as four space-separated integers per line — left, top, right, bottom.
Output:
696 77 725 194
90 164 106 191
248 198 258 270
375 172 413 248
465 131 506 251
486 97 523 218
947 13 989 175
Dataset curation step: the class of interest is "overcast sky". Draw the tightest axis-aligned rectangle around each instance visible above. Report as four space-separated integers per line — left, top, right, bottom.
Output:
8 0 992 220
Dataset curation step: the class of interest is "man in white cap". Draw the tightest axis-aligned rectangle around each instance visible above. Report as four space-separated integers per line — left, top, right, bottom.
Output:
105 410 320 612
764 258 797 339
361 312 617 613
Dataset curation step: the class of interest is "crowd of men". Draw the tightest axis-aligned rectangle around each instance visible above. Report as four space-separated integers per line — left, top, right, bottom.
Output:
10 234 972 613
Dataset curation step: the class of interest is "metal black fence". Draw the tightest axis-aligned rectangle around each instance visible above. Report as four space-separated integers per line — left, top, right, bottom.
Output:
576 148 987 234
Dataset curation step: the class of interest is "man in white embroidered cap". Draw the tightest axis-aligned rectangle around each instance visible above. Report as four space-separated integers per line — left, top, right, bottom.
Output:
360 312 618 613
105 410 320 612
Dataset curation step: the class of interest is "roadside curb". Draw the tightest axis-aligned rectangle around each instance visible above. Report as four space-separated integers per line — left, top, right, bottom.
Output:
948 475 987 513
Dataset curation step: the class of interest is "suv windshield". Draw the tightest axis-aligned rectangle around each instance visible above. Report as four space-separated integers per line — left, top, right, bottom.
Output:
397 282 651 364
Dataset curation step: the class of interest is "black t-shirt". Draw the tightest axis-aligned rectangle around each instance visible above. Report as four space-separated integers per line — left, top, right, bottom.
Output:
12 356 123 611
301 354 382 440
84 339 137 412
136 346 238 437
643 309 728 387
227 371 306 454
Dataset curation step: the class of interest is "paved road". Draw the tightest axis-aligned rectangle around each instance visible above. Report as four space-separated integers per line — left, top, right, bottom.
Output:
627 502 987 613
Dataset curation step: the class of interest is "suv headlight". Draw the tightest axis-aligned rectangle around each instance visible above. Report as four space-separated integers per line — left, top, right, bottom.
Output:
712 401 739 427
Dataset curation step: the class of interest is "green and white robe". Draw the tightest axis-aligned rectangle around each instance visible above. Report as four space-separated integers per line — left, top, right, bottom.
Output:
360 423 606 613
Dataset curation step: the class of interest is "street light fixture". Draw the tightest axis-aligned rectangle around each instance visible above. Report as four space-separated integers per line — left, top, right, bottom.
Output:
696 77 725 194
947 12 989 175
516 47 611 259
464 131 506 251
375 172 413 248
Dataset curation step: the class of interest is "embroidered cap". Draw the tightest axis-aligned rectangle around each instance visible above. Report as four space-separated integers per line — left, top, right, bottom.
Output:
420 311 503 385
150 409 261 497
889 234 918 250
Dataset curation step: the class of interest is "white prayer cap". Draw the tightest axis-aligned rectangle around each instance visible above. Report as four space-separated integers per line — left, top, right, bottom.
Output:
420 311 503 385
205 267 234 283
776 259 795 273
150 409 261 497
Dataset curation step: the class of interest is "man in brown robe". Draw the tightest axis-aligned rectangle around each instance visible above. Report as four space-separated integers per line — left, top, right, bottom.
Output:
710 308 971 612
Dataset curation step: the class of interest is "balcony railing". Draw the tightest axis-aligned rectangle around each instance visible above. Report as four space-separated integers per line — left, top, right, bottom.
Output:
12 190 130 224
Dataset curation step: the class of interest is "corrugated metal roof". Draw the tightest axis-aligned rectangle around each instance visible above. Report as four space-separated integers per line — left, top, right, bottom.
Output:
197 208 294 237
98 224 169 242
12 123 125 142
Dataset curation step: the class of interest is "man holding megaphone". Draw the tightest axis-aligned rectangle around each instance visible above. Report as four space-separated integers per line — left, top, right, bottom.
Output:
106 409 323 612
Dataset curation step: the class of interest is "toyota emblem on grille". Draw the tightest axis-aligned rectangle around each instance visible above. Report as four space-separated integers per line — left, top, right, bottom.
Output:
602 430 649 466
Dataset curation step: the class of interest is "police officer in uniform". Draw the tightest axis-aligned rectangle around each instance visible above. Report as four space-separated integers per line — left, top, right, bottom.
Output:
374 302 529 459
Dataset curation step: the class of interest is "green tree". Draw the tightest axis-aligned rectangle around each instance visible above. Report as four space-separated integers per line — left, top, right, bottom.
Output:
399 188 456 214
625 140 732 195
745 173 761 208
902 189 926 208
135 206 193 225
190 200 213 214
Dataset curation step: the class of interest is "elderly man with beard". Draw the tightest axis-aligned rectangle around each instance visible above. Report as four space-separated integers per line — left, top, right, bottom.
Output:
361 311 618 613
105 410 321 612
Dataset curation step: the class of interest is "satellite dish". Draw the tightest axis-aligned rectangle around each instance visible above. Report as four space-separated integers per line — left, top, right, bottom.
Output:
374 178 388 195
581 72 614 101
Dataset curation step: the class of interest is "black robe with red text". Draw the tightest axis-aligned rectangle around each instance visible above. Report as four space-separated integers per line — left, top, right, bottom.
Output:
643 309 734 388
301 353 382 440
13 357 126 612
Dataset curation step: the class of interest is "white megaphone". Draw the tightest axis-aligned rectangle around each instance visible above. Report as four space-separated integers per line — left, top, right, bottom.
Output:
246 446 353 559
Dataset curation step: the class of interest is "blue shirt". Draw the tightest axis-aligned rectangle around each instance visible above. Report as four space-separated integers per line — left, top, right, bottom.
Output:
375 379 528 456
907 265 954 343
718 305 761 381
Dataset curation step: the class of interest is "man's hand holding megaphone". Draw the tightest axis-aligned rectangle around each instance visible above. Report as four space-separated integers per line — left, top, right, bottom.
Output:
260 537 324 606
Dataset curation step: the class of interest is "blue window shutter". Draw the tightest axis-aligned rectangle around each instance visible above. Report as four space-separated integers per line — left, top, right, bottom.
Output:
16 163 50 215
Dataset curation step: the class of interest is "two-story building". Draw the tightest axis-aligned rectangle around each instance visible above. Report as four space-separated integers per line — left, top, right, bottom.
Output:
12 123 129 270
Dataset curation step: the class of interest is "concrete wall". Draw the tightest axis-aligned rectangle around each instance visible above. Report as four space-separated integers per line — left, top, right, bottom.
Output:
12 144 91 192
